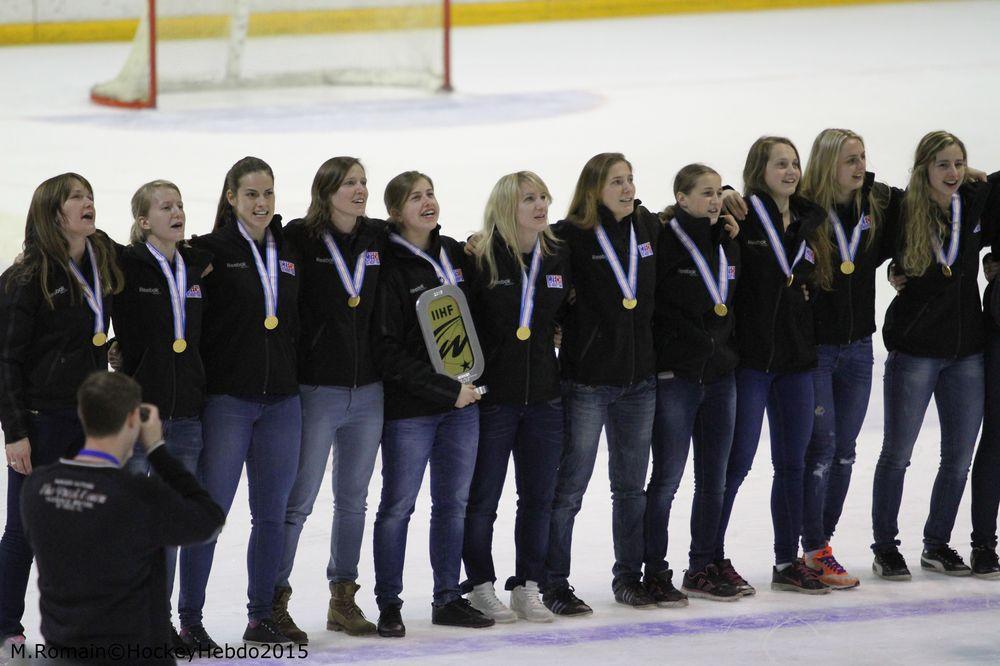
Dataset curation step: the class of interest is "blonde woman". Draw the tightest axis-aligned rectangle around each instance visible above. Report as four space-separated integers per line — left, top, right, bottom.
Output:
873 131 1000 580
461 172 569 623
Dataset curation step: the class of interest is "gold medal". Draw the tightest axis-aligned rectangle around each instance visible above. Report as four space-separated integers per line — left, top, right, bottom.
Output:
713 303 728 317
786 275 795 287
348 296 361 308
840 260 855 275
622 298 638 310
264 315 279 330
91 332 107 347
942 265 953 277
516 326 531 341
173 339 187 354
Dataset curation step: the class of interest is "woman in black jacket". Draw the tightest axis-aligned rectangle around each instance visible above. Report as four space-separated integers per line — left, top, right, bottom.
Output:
543 153 661 614
274 157 387 642
461 171 569 624
873 131 1000 580
371 170 489 637
177 157 302 649
0 172 122 645
712 137 829 596
113 179 211 644
644 164 742 603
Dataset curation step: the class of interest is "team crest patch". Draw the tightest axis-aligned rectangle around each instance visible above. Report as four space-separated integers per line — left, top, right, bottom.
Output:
453 268 464 283
185 285 202 298
280 260 296 276
365 251 381 266
804 247 815 264
860 215 872 230
638 242 653 258
546 274 564 288
728 266 736 280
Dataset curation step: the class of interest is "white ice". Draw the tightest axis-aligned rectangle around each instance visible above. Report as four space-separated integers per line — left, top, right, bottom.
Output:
2 1 1000 663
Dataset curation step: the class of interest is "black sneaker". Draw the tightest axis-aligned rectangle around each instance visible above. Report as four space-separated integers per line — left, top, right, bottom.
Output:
613 578 658 610
771 561 831 594
243 618 294 646
921 546 972 576
170 626 190 657
642 570 688 608
872 548 911 580
713 558 755 596
377 606 405 638
542 585 593 617
179 624 220 653
682 564 742 602
431 598 495 628
971 547 1000 580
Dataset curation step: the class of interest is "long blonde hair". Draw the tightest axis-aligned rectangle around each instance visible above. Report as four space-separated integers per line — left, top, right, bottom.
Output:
900 131 967 276
475 171 560 287
129 180 182 244
566 153 633 230
801 129 885 290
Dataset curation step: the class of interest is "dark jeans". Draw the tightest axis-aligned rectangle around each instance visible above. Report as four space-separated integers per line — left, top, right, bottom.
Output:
125 417 204 619
644 372 736 574
462 399 562 590
0 409 83 638
373 406 480 609
802 338 873 552
873 351 983 552
972 335 1000 549
715 368 815 565
545 376 656 590
178 394 301 626
277 382 384 587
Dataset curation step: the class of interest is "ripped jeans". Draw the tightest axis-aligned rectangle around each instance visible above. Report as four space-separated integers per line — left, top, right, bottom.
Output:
802 338 873 552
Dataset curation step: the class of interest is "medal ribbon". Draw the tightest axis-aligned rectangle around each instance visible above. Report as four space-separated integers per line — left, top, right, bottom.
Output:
749 195 806 279
236 221 278 322
668 219 728 307
322 232 366 300
518 239 544 333
67 239 105 339
828 208 864 265
931 193 962 271
389 233 457 286
76 449 121 467
594 221 638 302
145 242 187 343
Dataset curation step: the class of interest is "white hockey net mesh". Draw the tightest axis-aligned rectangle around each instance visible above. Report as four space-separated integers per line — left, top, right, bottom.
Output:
91 0 447 107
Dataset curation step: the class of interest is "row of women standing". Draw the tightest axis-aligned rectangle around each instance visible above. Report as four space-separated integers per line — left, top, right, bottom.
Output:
2 128 1000 650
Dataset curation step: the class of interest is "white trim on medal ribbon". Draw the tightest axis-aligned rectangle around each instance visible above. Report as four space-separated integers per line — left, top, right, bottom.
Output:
594 221 638 302
389 233 458 286
145 241 187 342
931 193 962 270
67 239 105 338
236 221 278 321
322 232 366 299
668 219 728 306
828 208 864 265
749 195 806 279
519 239 543 331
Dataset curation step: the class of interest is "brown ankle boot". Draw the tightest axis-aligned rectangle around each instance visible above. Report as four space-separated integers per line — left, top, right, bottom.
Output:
327 581 376 635
272 586 309 645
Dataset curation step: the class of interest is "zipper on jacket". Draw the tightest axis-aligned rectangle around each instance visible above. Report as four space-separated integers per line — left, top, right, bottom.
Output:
168 353 177 419
352 308 359 388
955 270 963 359
523 335 531 405
846 271 854 344
262 334 270 396
764 281 783 373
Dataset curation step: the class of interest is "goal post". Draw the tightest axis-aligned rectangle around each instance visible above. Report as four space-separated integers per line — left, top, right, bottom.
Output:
91 0 452 109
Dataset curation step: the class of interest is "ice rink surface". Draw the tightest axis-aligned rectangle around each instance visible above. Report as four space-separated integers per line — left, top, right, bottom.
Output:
3 1 1000 662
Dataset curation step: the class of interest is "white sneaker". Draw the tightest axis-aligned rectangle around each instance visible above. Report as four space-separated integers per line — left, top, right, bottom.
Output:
510 581 555 623
467 582 517 623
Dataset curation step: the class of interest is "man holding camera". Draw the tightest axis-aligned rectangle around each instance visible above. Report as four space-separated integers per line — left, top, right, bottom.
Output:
19 371 224 664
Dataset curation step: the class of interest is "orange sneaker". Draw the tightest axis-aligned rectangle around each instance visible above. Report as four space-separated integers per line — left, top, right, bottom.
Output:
805 545 859 589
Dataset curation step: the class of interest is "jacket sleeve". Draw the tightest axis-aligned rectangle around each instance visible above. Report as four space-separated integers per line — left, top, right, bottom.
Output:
874 183 904 264
373 268 463 405
980 171 1000 251
145 445 225 547
0 277 39 443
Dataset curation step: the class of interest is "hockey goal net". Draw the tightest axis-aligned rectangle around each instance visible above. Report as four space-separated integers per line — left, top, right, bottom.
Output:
91 0 451 109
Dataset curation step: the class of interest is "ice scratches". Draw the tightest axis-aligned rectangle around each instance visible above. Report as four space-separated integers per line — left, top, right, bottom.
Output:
36 90 604 133
284 595 1000 663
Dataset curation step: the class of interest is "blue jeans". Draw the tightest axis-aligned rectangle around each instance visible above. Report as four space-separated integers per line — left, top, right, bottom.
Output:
972 335 1000 549
546 377 656 589
872 351 984 552
715 368 815 565
277 382 383 587
178 394 301 625
125 417 203 619
462 400 562 590
802 338 873 552
644 373 736 574
0 409 83 638
373 406 480 609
